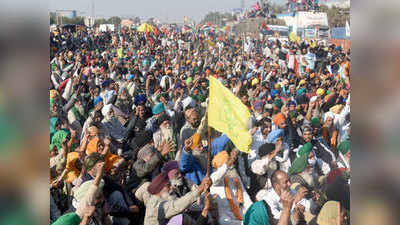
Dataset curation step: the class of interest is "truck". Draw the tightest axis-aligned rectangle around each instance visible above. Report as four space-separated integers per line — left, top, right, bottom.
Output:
277 11 330 40
260 25 290 42
294 11 330 40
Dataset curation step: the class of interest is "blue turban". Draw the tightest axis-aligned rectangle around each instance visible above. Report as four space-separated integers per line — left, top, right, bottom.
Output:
174 82 183 89
101 79 111 88
288 101 297 107
127 74 135 80
246 72 254 79
152 103 165 115
267 129 284 144
134 94 147 105
93 96 103 107
254 100 264 110
270 89 280 99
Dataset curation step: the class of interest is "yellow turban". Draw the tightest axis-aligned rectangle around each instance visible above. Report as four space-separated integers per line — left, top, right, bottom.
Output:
329 104 344 114
299 79 306 85
317 201 340 225
316 88 325 96
50 89 59 99
251 78 259 86
212 151 229 169
274 83 281 89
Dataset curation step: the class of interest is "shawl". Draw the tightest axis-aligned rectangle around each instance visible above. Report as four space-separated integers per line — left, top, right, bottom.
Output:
224 176 244 221
243 201 270 225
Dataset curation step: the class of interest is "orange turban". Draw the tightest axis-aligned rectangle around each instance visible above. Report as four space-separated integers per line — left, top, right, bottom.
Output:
86 136 100 155
212 151 229 169
191 133 201 150
205 69 211 76
273 113 286 126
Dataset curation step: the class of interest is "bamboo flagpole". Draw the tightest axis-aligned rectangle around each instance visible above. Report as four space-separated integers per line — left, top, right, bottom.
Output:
206 126 212 177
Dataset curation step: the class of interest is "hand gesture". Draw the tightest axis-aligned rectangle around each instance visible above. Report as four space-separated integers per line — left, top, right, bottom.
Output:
227 150 239 167
312 191 321 201
309 100 316 109
198 176 212 193
250 126 258 135
204 191 211 210
129 205 140 213
70 128 77 139
293 205 305 222
83 205 96 218
274 139 283 153
61 137 69 149
184 137 193 152
104 137 111 146
94 101 103 111
280 190 294 210
96 162 105 176
294 187 307 204
159 140 173 156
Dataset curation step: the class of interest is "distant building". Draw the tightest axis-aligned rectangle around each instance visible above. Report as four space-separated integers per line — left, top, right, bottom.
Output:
321 0 350 8
56 10 77 19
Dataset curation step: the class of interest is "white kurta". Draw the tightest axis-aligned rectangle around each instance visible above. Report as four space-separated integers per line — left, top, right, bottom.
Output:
209 166 253 225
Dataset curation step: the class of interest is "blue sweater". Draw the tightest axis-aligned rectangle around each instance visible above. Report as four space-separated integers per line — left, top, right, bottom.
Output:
179 134 230 185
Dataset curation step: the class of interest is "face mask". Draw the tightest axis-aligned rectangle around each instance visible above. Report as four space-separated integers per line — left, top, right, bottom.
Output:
308 158 317 166
170 177 183 187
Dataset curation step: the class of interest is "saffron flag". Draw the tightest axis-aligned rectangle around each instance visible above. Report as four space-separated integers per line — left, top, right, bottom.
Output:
208 76 252 153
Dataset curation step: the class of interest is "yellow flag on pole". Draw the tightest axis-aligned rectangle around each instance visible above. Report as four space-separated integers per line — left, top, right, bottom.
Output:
208 76 252 153
117 47 124 59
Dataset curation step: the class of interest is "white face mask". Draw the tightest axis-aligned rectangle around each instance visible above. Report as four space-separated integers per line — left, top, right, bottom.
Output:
170 177 183 187
308 158 317 166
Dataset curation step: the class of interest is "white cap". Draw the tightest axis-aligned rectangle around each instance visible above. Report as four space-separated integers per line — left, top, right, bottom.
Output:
310 96 318 103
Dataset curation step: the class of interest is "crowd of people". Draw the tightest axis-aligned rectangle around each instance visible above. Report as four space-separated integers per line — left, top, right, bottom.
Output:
50 24 350 225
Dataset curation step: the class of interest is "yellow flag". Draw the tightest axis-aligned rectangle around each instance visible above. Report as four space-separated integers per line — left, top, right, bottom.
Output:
117 47 124 59
208 76 252 153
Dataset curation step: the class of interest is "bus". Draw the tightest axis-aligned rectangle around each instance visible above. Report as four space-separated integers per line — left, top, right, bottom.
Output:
303 25 330 40
261 25 289 42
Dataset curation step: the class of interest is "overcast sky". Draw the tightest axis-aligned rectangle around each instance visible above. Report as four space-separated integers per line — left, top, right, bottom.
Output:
49 0 285 23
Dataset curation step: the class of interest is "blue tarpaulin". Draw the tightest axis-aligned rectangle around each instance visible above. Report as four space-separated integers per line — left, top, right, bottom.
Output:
331 27 350 40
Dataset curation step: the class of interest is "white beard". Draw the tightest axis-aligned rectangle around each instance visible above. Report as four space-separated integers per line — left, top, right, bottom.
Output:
301 171 315 187
170 177 184 187
104 114 114 122
76 105 85 116
160 126 173 141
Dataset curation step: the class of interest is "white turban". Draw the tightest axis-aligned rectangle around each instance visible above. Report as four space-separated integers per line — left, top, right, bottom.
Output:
324 112 335 123
310 96 318 103
102 104 113 117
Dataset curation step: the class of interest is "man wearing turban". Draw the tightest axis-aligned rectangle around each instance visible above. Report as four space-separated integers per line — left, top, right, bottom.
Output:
208 149 253 225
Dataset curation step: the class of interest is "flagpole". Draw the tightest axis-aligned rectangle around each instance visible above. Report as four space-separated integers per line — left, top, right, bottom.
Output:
206 119 212 177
